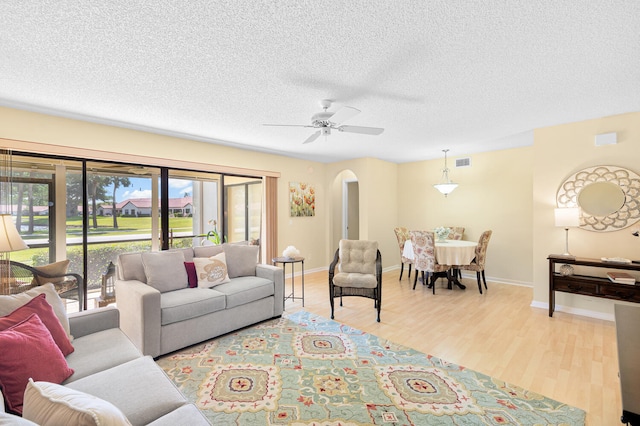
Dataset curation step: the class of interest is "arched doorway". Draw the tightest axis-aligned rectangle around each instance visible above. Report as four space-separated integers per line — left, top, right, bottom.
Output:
331 169 359 250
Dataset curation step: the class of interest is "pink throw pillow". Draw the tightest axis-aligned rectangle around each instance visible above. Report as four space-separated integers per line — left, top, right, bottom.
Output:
0 314 74 414
0 294 74 356
184 262 197 288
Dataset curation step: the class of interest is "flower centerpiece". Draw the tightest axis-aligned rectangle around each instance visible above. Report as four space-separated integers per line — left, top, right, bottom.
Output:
434 226 451 242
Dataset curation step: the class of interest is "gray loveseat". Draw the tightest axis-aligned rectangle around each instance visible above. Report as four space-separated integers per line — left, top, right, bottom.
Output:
115 243 285 358
0 284 209 425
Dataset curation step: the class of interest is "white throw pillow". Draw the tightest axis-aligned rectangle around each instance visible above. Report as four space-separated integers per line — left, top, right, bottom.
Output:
22 379 132 426
194 253 231 288
0 283 71 341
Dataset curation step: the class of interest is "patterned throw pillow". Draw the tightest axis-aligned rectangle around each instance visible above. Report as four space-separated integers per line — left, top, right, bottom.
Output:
193 253 231 288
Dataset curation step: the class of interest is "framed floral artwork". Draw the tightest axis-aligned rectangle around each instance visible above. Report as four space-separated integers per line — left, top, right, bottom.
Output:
289 182 315 217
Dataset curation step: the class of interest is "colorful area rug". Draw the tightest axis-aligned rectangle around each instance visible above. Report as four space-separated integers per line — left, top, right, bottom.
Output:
157 311 585 425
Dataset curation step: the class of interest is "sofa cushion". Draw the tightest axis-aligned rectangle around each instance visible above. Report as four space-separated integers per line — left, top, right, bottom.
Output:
170 247 194 262
0 314 74 414
0 283 71 340
65 356 187 426
223 244 259 278
64 328 142 384
0 293 74 356
23 379 132 426
117 252 147 282
193 244 224 258
213 276 274 309
194 253 231 288
142 251 189 293
160 288 226 325
146 403 209 426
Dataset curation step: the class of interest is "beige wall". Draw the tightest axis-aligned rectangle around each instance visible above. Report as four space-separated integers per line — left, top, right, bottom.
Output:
532 112 640 318
397 147 534 285
3 105 640 320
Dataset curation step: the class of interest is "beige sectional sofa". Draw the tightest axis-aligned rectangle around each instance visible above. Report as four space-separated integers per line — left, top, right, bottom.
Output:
0 284 210 425
115 243 285 358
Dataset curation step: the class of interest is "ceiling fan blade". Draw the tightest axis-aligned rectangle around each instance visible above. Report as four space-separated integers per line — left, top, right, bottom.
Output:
329 106 360 125
338 125 384 135
302 131 321 144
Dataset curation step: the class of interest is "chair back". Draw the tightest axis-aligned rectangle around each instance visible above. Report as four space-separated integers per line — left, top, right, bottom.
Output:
474 230 493 267
338 239 378 275
447 227 465 240
394 227 412 263
409 230 437 272
393 227 409 253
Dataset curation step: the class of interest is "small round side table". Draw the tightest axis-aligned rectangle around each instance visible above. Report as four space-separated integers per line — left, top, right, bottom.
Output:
272 256 305 308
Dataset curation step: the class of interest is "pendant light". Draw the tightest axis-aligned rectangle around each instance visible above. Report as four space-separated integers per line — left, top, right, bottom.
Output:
433 149 458 197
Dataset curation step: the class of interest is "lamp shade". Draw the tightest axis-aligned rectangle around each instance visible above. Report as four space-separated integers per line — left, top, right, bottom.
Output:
0 214 28 252
554 208 580 228
433 182 459 195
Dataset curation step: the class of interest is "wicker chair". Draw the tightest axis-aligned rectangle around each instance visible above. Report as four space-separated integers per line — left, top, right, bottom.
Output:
410 230 452 294
1 260 84 310
461 230 493 294
393 227 413 280
329 239 382 322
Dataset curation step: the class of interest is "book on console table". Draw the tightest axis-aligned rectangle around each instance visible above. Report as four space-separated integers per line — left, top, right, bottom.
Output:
607 272 637 285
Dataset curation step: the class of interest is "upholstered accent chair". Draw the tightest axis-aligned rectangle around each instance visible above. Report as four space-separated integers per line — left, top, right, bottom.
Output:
409 230 452 294
447 227 465 240
329 239 382 322
461 230 493 294
393 227 413 280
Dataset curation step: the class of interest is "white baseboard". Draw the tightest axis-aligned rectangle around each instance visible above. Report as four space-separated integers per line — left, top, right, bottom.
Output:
530 300 615 322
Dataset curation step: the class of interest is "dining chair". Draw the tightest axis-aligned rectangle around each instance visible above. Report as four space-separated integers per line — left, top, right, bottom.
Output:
329 239 382 322
461 230 493 294
393 227 413 280
409 230 452 294
447 227 465 240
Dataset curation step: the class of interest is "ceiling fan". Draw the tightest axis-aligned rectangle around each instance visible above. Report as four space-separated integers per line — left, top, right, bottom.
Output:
263 99 384 144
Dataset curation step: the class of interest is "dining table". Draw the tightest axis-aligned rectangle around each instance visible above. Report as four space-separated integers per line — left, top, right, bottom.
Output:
402 239 478 289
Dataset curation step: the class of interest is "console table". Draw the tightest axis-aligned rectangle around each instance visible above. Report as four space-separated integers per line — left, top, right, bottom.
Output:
548 255 640 317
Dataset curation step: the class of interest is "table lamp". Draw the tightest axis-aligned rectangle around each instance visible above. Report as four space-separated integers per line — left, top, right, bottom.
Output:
554 207 580 256
0 214 29 294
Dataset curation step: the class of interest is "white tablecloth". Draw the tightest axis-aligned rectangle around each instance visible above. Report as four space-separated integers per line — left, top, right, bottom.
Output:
402 240 478 265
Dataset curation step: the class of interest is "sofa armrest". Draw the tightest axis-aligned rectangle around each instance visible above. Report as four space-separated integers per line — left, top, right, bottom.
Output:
68 306 119 338
115 279 162 358
256 264 284 316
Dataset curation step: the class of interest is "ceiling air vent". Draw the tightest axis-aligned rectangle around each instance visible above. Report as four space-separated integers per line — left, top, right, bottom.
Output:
455 157 471 168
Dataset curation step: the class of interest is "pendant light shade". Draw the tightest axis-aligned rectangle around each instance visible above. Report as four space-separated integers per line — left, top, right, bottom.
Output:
433 149 458 196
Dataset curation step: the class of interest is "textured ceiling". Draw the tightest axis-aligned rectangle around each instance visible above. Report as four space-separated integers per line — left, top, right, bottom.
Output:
1 1 639 163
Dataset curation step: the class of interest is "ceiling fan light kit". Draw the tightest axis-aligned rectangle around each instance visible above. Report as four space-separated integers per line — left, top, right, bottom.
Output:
263 99 384 144
433 149 458 197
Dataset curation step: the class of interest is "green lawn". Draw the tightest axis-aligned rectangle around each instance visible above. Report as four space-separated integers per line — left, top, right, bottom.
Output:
22 215 194 238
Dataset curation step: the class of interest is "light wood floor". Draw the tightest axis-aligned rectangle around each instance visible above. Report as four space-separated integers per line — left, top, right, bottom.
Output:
284 269 620 426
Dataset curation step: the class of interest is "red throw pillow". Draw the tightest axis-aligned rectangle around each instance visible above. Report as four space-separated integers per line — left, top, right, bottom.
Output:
0 294 74 356
0 314 74 414
184 261 197 288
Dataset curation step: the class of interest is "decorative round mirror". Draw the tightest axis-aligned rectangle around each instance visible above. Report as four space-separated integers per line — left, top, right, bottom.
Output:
557 165 640 232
